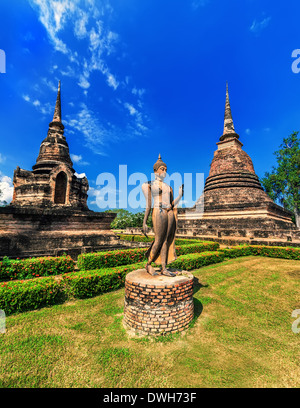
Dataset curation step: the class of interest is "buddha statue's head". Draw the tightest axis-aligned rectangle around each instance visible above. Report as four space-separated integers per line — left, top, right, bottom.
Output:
153 154 167 180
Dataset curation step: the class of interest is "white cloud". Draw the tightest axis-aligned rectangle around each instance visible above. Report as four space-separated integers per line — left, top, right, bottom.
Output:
40 103 53 115
66 102 148 155
41 77 58 92
71 154 82 163
74 172 86 179
60 65 75 77
250 16 271 34
107 73 119 90
66 103 114 154
0 153 6 164
30 0 121 97
74 9 89 39
22 93 53 116
71 154 90 165
124 103 137 116
30 0 71 54
78 75 90 89
0 172 13 204
29 0 148 151
132 87 145 97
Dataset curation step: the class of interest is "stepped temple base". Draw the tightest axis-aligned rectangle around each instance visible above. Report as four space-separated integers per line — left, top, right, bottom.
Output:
124 268 194 336
0 206 120 259
177 208 300 247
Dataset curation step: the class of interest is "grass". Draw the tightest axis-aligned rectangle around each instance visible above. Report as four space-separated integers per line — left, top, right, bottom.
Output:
0 256 299 388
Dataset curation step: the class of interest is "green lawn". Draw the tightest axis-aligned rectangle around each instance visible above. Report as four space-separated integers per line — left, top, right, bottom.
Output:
0 256 299 388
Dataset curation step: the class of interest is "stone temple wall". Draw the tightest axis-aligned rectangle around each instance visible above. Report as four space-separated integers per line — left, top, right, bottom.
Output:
0 207 120 259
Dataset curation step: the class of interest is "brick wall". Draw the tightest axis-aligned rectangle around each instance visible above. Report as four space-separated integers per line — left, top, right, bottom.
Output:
124 270 194 335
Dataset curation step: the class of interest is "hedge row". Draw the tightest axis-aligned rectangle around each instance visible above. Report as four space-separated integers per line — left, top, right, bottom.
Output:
1 245 300 316
117 234 154 243
0 262 145 315
219 245 300 260
118 234 203 246
62 262 145 299
0 277 65 315
0 249 225 315
169 251 225 270
0 255 75 282
77 242 219 271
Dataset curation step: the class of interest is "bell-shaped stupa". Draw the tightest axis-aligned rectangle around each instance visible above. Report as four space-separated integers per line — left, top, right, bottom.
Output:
177 84 299 245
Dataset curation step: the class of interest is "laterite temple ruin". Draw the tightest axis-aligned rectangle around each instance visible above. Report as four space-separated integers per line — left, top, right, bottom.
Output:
0 82 119 259
177 84 300 246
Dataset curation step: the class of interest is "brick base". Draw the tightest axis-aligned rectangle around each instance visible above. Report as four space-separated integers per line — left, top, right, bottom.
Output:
124 269 194 336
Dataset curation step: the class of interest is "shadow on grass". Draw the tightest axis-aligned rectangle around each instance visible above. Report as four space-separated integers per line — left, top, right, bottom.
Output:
191 298 203 328
190 277 207 327
193 276 209 295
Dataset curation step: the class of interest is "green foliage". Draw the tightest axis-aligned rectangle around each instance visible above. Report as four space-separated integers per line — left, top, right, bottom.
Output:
219 246 254 258
249 245 300 259
1 244 299 316
175 242 219 255
63 262 145 299
219 245 300 260
77 242 220 271
105 209 153 229
169 251 225 270
0 255 75 282
117 234 212 246
0 277 65 315
117 234 154 242
77 248 148 270
261 132 300 224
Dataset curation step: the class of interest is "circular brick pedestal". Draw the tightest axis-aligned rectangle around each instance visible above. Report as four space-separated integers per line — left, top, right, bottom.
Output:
124 269 194 336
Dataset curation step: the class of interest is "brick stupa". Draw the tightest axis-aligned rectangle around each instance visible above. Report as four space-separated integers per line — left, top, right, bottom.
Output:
0 82 120 259
177 84 300 246
12 81 89 209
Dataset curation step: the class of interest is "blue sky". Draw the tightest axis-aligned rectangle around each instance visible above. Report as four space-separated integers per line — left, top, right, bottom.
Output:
1 0 300 211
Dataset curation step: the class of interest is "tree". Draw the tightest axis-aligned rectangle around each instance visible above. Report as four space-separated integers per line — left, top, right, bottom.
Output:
104 209 153 229
261 131 300 228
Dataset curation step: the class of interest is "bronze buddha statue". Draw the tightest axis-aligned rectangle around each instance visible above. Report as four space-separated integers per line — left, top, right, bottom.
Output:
142 154 184 277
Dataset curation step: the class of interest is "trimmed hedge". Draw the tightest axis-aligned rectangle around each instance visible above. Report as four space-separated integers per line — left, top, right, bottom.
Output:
77 242 219 271
66 250 221 299
0 277 65 315
0 255 75 282
176 242 219 255
1 244 300 316
63 262 145 299
249 245 300 260
219 245 300 260
169 251 225 270
0 262 145 315
219 246 253 259
117 234 154 243
0 249 225 314
77 248 147 271
118 234 205 246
